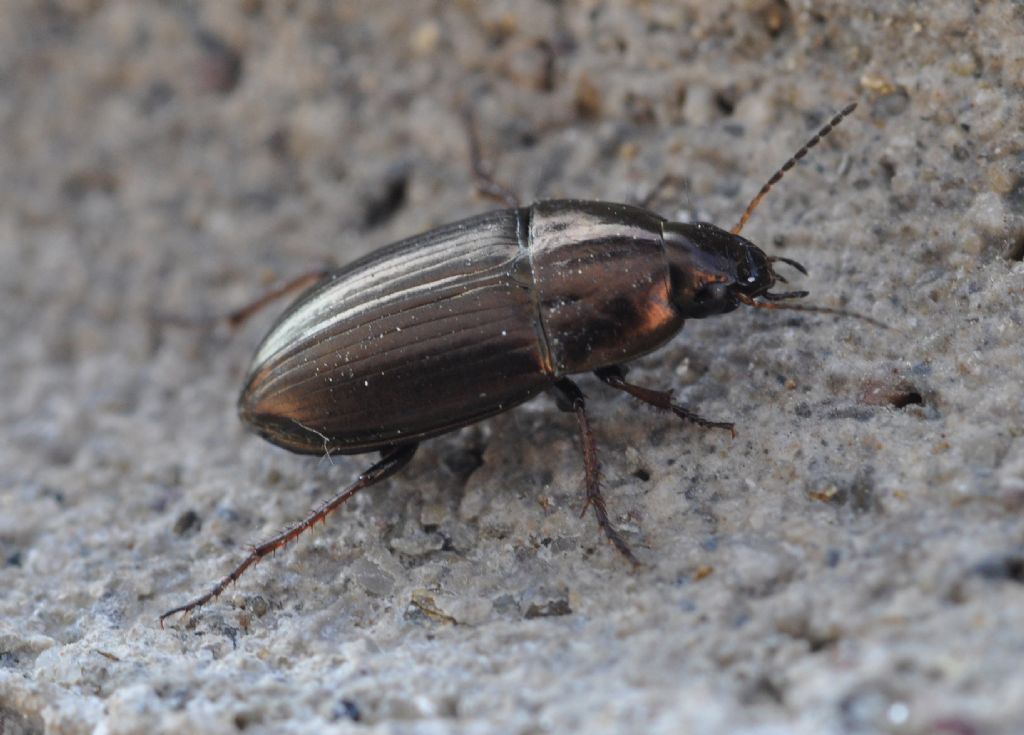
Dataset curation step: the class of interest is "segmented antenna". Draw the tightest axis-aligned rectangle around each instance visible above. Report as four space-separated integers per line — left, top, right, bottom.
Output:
732 101 857 235
735 293 888 329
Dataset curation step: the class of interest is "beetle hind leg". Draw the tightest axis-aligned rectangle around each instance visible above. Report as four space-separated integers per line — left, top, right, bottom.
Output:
550 378 640 566
154 269 332 331
595 365 736 437
462 108 520 208
637 173 688 211
160 443 417 625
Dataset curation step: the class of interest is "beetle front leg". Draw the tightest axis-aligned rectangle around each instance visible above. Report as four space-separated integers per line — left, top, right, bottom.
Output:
594 365 736 437
160 443 417 626
550 378 640 566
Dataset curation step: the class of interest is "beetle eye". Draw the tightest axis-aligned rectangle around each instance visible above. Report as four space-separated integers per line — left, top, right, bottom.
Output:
697 281 729 304
735 258 771 295
736 259 760 287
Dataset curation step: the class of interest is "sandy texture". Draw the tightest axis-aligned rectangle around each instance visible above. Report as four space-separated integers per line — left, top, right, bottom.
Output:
2 2 1023 733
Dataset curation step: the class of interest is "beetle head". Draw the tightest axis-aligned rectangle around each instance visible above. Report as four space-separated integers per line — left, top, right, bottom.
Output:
663 221 784 318
656 104 887 328
662 219 887 328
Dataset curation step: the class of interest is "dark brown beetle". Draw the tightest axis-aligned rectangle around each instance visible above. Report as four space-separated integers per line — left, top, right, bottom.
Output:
162 103 873 624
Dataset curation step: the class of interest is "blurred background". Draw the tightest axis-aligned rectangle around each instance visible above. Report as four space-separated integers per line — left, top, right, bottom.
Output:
1 2 1022 733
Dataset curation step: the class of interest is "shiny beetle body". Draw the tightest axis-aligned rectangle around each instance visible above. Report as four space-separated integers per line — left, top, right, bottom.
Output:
240 200 766 455
161 104 861 624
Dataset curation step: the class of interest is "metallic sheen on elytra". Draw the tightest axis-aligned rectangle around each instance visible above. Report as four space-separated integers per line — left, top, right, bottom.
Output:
238 199 744 455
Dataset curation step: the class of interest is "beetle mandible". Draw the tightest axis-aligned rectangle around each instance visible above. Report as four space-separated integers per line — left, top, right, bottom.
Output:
162 102 873 624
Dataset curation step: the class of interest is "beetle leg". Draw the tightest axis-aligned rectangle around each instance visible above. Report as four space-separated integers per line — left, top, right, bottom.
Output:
594 365 736 438
222 269 332 328
159 443 417 625
155 269 332 330
637 173 688 211
462 108 520 208
550 378 640 566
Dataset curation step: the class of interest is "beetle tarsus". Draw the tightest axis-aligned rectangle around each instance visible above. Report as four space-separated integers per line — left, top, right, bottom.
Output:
595 366 736 438
159 443 417 626
552 378 640 567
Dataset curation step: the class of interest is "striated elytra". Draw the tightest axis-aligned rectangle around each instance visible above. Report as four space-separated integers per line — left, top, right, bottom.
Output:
239 200 765 455
161 103 866 625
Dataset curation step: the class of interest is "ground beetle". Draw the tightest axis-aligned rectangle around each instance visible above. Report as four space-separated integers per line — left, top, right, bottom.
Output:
162 102 874 624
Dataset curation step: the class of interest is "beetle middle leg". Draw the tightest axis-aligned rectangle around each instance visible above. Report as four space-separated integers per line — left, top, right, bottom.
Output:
550 377 640 566
594 365 736 437
160 443 417 625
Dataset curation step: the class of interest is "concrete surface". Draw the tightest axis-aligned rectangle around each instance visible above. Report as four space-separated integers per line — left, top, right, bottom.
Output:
2 1 1023 734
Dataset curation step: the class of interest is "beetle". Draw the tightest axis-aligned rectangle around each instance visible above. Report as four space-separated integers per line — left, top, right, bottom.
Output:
161 102 873 624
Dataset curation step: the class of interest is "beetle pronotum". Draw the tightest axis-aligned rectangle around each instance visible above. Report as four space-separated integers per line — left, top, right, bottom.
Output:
162 102 873 624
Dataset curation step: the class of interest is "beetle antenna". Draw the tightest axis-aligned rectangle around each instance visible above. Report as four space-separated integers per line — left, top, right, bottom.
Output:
735 292 888 329
732 102 857 235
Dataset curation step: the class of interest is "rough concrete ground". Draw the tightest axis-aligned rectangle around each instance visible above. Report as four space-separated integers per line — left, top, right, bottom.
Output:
1 1 1023 734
